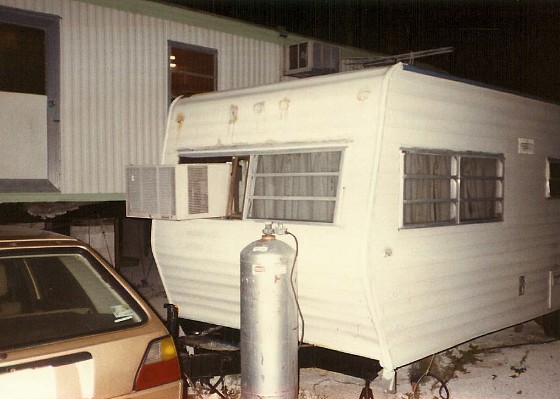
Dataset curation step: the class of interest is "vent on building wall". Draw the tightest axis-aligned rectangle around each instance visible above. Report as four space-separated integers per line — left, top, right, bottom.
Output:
284 41 340 78
125 164 230 220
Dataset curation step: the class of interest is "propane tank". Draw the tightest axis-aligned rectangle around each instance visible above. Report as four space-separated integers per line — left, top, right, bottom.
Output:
240 224 298 399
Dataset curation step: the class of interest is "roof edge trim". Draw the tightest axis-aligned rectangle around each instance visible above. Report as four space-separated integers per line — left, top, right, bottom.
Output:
76 0 375 58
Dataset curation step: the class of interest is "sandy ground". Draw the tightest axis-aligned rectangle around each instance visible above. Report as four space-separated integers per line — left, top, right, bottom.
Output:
136 283 560 399
297 321 560 399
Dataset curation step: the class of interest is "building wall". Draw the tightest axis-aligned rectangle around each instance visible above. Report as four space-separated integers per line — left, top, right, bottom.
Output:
0 0 282 197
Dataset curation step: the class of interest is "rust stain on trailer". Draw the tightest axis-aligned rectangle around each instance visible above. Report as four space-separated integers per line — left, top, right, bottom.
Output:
175 112 185 139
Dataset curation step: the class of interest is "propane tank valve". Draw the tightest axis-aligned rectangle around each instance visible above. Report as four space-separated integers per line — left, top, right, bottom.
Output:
261 222 275 240
274 223 287 235
262 222 274 235
262 222 288 237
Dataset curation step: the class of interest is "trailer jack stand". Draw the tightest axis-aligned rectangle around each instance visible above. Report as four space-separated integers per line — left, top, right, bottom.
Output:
184 373 228 399
200 375 227 398
359 379 374 399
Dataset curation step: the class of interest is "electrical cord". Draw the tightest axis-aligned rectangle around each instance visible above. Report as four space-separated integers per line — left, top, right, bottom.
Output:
424 373 450 399
286 231 305 347
412 354 450 399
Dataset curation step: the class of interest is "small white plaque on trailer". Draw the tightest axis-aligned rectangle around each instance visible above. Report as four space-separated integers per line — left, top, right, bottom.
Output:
518 138 535 154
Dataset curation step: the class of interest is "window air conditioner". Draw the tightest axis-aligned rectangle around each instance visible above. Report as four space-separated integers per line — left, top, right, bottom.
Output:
284 41 340 78
125 164 230 220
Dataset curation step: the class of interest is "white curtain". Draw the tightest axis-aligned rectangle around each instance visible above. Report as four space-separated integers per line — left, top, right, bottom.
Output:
404 152 501 225
460 157 500 221
251 152 340 222
403 153 453 225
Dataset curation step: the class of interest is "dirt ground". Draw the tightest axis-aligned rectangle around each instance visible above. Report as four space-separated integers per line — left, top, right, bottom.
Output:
137 284 559 399
179 321 558 399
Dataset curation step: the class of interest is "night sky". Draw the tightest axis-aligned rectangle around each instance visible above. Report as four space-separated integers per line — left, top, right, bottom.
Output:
156 0 560 104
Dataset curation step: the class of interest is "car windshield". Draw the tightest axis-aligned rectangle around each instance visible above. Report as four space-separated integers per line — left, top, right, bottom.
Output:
0 248 146 351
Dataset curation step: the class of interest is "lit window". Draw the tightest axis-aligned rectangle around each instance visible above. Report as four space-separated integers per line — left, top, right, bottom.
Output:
168 42 216 104
547 158 560 199
403 150 503 227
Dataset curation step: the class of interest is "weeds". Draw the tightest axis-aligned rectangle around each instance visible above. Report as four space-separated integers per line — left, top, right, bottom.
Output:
445 344 484 375
407 344 485 398
510 350 529 378
299 390 328 399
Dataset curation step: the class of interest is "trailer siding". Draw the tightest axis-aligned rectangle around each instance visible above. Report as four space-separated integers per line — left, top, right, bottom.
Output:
152 220 383 360
367 68 560 369
153 68 392 361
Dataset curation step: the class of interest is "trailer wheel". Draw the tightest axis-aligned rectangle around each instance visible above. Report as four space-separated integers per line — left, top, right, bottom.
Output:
542 311 560 338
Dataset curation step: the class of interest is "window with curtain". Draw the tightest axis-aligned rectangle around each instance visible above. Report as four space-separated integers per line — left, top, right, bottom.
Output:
547 158 560 199
248 151 342 223
403 149 503 227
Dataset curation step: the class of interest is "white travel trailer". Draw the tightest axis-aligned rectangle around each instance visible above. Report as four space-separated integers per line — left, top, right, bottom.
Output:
127 62 560 384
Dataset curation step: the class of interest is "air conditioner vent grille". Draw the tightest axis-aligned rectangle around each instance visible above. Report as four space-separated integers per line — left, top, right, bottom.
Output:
125 164 230 220
126 167 142 214
142 167 159 215
159 166 176 216
188 165 209 214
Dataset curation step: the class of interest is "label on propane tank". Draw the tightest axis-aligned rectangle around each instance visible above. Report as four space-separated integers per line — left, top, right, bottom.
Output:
252 264 287 275
252 246 268 252
253 264 265 274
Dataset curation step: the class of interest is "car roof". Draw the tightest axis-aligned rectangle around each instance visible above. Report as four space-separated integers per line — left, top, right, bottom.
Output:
0 226 79 248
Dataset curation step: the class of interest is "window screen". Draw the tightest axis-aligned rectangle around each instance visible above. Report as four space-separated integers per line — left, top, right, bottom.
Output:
249 151 342 223
403 150 503 227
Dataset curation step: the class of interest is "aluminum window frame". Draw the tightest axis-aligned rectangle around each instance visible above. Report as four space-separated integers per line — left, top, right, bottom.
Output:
401 148 504 228
246 149 344 224
177 144 350 225
177 142 348 224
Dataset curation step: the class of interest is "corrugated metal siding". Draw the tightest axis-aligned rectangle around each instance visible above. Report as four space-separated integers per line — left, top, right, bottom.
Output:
0 0 281 194
368 68 560 369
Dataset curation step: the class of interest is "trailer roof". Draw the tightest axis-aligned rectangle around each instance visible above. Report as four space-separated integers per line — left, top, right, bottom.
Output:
403 64 559 105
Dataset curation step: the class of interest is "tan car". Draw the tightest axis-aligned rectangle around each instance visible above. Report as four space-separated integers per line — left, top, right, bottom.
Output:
0 226 183 398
